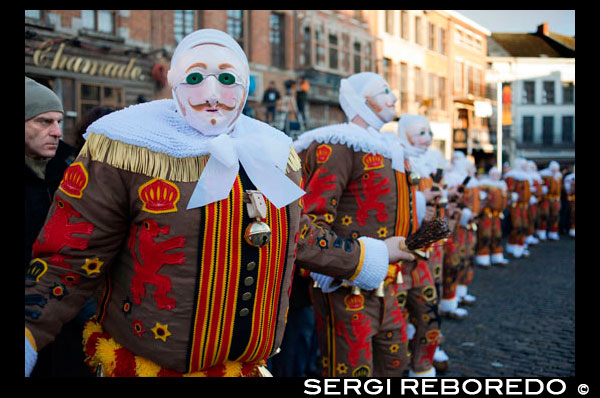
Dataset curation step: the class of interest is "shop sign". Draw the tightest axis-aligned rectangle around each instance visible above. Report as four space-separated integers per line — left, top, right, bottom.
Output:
32 40 144 81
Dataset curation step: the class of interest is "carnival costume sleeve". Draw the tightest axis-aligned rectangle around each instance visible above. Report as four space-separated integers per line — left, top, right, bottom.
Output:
294 143 389 292
25 152 131 364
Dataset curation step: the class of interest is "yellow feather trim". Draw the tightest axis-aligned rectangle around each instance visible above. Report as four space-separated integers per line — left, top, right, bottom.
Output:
81 133 302 181
95 337 121 376
135 355 162 377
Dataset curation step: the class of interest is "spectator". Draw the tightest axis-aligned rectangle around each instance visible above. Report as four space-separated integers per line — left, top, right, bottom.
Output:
25 76 93 377
262 81 280 125
296 77 309 123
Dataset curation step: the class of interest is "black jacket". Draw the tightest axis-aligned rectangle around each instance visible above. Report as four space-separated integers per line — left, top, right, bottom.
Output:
25 140 75 268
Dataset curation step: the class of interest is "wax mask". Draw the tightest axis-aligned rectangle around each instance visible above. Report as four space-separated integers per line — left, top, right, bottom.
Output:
489 168 501 181
169 44 247 135
405 119 433 150
364 79 397 123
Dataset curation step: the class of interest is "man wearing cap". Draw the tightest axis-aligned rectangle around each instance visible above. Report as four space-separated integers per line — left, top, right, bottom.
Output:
294 73 441 377
25 30 393 377
26 77 97 377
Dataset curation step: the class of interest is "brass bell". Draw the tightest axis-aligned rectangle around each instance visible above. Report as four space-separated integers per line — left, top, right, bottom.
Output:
409 172 421 186
244 190 272 248
244 221 272 247
351 285 361 295
375 282 385 297
438 196 448 208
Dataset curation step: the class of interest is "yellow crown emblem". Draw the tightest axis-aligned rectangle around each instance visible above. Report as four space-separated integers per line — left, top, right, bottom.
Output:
138 178 180 214
362 153 384 170
316 144 332 164
59 162 89 198
344 292 365 311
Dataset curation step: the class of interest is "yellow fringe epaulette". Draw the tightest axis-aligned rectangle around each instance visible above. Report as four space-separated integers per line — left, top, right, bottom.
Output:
286 146 302 174
81 133 302 181
80 133 209 182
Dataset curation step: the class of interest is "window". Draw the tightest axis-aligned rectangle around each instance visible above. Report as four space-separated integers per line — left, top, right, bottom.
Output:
562 82 574 104
522 116 534 143
562 116 574 142
542 116 554 145
414 67 423 104
415 16 423 46
353 41 362 74
382 58 392 86
428 22 436 51
174 10 195 45
302 26 311 67
79 83 123 123
25 10 42 19
82 10 115 34
439 76 447 111
523 81 535 104
227 10 244 49
400 62 408 112
439 27 447 55
270 13 285 69
364 42 372 72
454 61 463 93
428 73 436 109
315 24 325 66
401 11 409 40
467 65 474 95
329 34 339 70
542 81 555 104
385 10 394 34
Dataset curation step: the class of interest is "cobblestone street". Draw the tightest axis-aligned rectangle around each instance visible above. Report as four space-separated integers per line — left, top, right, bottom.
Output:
438 236 575 377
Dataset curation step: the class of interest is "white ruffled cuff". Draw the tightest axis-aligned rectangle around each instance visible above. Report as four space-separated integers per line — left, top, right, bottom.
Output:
349 237 389 290
25 335 37 377
459 208 473 227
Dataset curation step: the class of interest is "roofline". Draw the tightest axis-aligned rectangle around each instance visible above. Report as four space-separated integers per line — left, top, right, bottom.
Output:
443 10 492 36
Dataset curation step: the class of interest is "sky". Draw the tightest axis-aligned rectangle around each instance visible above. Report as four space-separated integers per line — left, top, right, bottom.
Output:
455 10 575 36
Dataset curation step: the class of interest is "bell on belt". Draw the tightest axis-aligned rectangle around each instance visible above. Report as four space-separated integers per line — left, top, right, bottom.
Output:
409 172 421 186
244 190 272 247
351 285 361 295
244 221 272 247
375 282 385 297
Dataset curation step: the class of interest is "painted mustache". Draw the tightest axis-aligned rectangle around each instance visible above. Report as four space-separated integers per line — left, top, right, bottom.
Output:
189 100 236 111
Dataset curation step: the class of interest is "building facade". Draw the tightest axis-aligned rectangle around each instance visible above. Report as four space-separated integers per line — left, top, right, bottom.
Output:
364 10 492 162
486 23 575 167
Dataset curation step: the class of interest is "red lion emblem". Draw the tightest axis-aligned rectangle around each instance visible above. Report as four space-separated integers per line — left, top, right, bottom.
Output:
336 313 372 367
128 219 185 311
32 197 94 269
348 170 390 226
303 167 336 214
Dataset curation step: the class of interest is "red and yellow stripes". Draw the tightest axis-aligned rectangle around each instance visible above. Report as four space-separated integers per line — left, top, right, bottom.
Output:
188 177 244 372
236 202 288 362
394 168 419 238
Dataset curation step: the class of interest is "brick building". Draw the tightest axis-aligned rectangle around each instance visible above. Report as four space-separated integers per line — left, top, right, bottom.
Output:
25 10 495 162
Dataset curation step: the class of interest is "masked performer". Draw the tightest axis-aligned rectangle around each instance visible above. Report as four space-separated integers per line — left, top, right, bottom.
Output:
25 30 392 378
395 114 453 373
476 167 509 267
538 161 563 241
563 166 575 238
525 161 542 247
440 153 473 320
295 73 447 378
504 158 531 258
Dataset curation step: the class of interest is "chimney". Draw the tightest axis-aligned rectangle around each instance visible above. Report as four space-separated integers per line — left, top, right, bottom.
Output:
537 23 549 36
